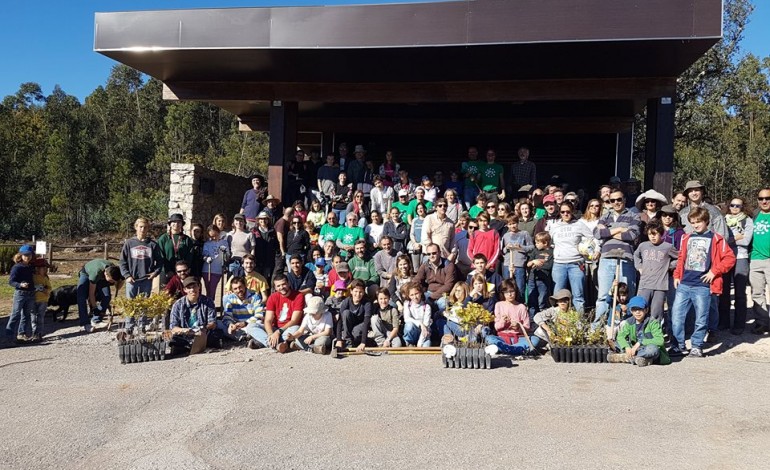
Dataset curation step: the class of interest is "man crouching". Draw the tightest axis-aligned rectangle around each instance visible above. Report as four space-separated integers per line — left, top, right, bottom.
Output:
169 277 223 355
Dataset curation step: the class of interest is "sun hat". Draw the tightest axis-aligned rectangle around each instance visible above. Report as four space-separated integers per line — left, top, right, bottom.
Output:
684 180 705 193
264 194 280 204
635 190 668 211
167 213 185 225
303 296 326 315
548 289 572 306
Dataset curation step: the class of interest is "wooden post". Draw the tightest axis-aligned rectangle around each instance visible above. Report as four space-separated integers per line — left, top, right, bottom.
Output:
644 96 675 198
103 242 109 260
268 100 298 204
47 245 53 266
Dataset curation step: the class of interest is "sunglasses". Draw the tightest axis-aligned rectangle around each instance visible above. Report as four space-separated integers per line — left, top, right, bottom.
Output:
176 269 188 274
486 205 496 208
661 213 674 217
645 200 657 204
589 204 600 208
436 204 447 207
758 197 770 202
609 198 624 203
292 221 302 224
468 226 478 230
565 199 577 203
560 211 572 214
730 204 743 208
427 251 439 255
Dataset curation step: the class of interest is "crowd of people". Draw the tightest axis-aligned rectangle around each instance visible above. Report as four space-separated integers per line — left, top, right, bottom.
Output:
5 143 770 365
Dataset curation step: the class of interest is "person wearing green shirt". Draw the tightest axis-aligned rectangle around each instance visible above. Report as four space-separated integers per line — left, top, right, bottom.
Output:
468 193 488 219
480 148 506 203
77 259 124 332
393 189 411 223
407 187 433 224
157 213 194 288
461 146 483 209
336 213 366 259
750 188 770 334
348 240 380 297
319 212 341 245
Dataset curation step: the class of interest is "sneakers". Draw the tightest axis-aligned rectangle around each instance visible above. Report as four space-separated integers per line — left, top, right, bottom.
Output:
634 356 652 367
688 347 705 358
752 324 768 335
247 339 264 350
607 353 632 364
16 334 30 343
82 324 93 334
668 345 685 357
312 344 329 355
276 341 289 354
704 331 716 344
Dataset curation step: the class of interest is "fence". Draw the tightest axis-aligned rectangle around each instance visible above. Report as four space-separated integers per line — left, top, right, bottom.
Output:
0 242 123 274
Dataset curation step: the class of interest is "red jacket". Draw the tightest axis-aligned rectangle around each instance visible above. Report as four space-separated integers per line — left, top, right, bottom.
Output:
467 229 501 269
673 231 736 295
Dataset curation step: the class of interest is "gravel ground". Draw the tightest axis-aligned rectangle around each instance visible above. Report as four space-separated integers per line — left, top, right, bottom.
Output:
1 321 770 470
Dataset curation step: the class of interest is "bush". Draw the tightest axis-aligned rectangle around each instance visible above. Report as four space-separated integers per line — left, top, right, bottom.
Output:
0 245 20 274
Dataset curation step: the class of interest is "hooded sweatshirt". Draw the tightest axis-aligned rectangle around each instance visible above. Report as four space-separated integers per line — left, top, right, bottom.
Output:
120 237 163 280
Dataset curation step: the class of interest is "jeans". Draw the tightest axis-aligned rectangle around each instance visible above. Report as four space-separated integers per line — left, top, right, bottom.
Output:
125 278 152 299
76 272 111 327
502 266 527 303
6 290 35 338
463 185 480 210
370 316 404 347
403 322 431 347
636 288 666 321
485 334 529 355
425 292 447 313
527 276 550 324
719 258 749 331
437 318 466 338
750 258 770 327
594 257 637 326
32 302 47 336
708 293 719 333
216 320 248 341
244 323 299 348
332 209 347 225
672 283 711 349
294 334 333 352
552 262 585 312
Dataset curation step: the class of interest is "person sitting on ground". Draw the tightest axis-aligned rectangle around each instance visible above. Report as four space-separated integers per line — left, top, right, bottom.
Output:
327 258 350 293
530 289 574 350
169 277 222 355
370 287 403 348
335 279 372 351
465 272 497 313
440 282 471 339
164 260 192 301
221 276 265 342
485 280 531 355
402 282 433 347
285 296 333 354
608 296 670 366
286 255 314 295
326 279 349 320
225 254 269 300
245 274 305 352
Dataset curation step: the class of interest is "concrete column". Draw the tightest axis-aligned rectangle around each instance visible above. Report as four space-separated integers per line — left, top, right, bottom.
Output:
644 96 675 198
268 101 298 203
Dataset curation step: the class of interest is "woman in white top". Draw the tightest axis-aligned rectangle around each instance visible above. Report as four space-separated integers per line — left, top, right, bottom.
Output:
444 189 464 224
549 203 595 313
365 210 385 250
369 175 394 214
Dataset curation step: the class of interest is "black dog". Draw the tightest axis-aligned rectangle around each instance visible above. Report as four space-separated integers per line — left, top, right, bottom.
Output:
48 285 78 322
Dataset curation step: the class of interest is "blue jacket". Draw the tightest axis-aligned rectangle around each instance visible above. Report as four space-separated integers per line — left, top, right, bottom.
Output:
9 263 34 291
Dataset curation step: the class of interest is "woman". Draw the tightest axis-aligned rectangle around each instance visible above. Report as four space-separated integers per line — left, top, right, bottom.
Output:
189 223 205 277
635 189 668 224
227 214 256 277
658 204 685 341
285 215 310 268
517 201 537 237
346 190 370 228
495 202 512 235
331 172 353 223
212 213 229 240
408 203 428 269
549 203 595 313
365 210 385 250
467 213 501 271
444 189 464 224
387 255 415 311
578 198 602 308
378 150 400 187
383 206 409 253
370 175 394 215
252 211 278 281
719 197 753 334
306 198 326 229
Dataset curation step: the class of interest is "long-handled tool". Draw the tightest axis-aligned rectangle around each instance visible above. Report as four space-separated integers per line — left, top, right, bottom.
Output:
513 320 538 355
605 250 624 349
331 346 441 358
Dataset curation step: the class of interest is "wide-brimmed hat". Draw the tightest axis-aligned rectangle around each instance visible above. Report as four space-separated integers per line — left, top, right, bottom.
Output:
167 213 185 225
303 296 326 315
549 289 573 306
264 194 280 204
635 189 668 210
256 211 271 220
354 145 366 153
684 180 705 193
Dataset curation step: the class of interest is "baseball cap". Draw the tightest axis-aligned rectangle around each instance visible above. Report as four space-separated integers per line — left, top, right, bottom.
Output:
542 195 556 204
627 296 647 310
182 276 200 288
336 261 350 273
398 189 409 197
315 258 327 267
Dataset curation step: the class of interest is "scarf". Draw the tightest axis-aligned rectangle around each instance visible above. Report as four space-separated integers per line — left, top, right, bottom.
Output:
725 212 747 228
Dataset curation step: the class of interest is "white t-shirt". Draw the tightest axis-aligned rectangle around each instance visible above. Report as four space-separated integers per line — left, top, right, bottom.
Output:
300 311 333 335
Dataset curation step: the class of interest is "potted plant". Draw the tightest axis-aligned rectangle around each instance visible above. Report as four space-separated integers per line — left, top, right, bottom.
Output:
114 292 174 364
548 309 608 363
441 302 496 369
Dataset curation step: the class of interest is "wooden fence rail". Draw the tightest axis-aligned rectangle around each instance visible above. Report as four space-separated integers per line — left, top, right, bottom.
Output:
0 242 124 268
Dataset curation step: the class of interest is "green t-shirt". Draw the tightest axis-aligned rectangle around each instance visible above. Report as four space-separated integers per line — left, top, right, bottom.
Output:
751 212 770 260
468 205 484 219
83 259 114 283
534 207 546 220
480 163 503 191
461 160 483 188
407 199 433 220
392 201 410 223
320 223 341 244
337 225 365 247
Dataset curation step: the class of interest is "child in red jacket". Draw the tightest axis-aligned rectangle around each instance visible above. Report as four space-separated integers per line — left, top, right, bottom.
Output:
670 207 735 357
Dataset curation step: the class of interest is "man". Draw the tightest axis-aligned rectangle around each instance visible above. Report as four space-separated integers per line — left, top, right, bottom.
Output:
533 194 559 234
164 260 191 300
598 185 613 217
77 259 124 332
169 276 221 354
421 197 456 259
395 169 416 199
273 207 294 277
287 255 314 295
672 192 688 212
225 254 269 299
461 146 483 209
623 178 641 209
245 275 304 352
263 194 281 221
593 190 641 324
317 154 341 201
240 175 266 228
157 213 194 288
119 217 162 299
679 180 729 239
414 243 457 312
750 188 770 334
480 148 506 203
392 190 411 223
336 142 349 171
383 206 409 252
552 189 565 205
221 276 264 341
346 144 367 188
373 235 401 287
286 150 308 203
510 146 537 192
348 240 380 295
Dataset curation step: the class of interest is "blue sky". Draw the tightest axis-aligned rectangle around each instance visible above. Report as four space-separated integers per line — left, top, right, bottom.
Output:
1 0 769 102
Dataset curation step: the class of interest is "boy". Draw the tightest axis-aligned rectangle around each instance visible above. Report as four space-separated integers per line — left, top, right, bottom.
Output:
31 259 52 342
466 254 502 297
608 296 670 366
526 231 554 322
370 287 403 348
312 258 329 297
634 221 678 322
285 296 333 354
501 214 533 300
671 207 735 357
335 279 372 351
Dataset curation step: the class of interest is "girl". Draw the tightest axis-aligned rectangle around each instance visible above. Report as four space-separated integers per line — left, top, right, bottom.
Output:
444 189 464 224
402 282 432 347
227 214 256 277
212 213 229 240
365 210 385 250
305 220 319 250
189 223 205 277
31 258 52 342
442 281 470 338
202 225 230 299
485 280 530 355
720 197 753 334
388 255 415 311
293 200 307 222
6 245 35 343
307 199 326 229
517 201 537 237
378 150 400 187
408 202 428 268
466 273 496 313
467 213 501 271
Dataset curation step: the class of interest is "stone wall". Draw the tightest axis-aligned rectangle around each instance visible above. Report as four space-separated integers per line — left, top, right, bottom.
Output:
168 163 251 228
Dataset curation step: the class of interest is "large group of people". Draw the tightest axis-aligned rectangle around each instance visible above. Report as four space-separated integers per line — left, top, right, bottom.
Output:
5 143 770 366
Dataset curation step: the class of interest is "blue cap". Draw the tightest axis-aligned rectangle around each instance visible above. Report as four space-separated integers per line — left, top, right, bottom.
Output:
18 245 34 255
314 258 326 267
627 296 647 310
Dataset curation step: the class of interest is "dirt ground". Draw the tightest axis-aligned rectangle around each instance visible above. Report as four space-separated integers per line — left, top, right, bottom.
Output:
1 318 769 469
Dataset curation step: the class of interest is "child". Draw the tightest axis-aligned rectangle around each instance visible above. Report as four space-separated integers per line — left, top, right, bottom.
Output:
305 220 319 249
671 207 735 357
327 257 349 292
335 279 372 351
202 224 230 299
526 232 554 323
371 288 403 348
634 221 678 323
31 258 52 342
606 282 630 343
466 253 502 297
305 246 324 272
485 280 530 355
530 289 573 350
402 282 432 347
307 199 326 229
441 281 470 338
608 296 670 366
286 296 333 354
312 258 329 297
325 279 349 320
6 246 36 343
501 214 533 299
466 273 496 312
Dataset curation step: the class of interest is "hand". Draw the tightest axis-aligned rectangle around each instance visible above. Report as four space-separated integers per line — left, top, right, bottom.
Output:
597 224 606 230
526 261 534 268
268 330 281 348
420 325 429 339
534 260 544 267
499 190 506 200
125 276 134 284
148 272 157 280
383 339 391 348
674 279 680 288
20 282 30 288
625 348 634 359
356 343 366 352
205 257 213 264
304 336 314 346
228 323 237 335
506 244 514 250
701 271 716 284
